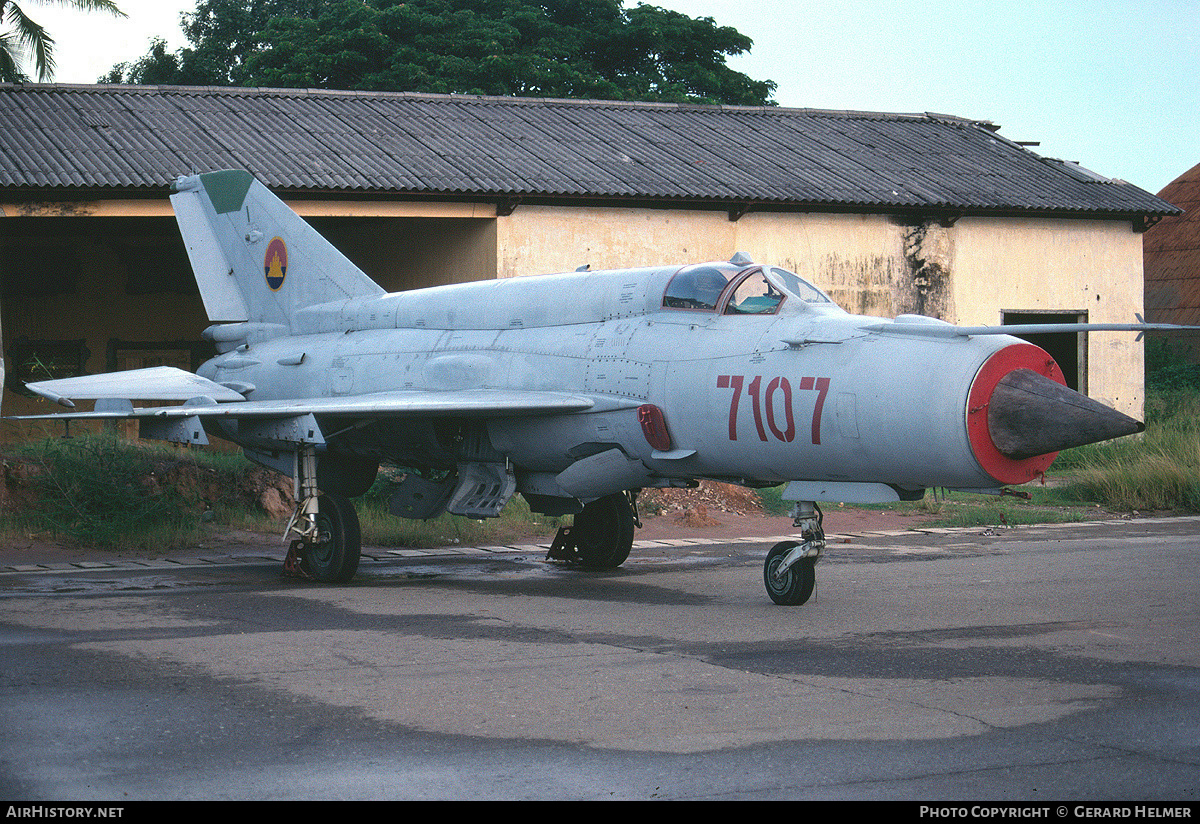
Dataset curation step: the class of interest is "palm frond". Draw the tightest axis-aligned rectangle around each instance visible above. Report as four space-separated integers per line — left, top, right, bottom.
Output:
0 0 125 81
5 2 55 80
0 30 30 83
52 0 126 18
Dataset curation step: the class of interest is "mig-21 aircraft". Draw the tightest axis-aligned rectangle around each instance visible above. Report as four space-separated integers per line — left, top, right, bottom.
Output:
14 170 1178 604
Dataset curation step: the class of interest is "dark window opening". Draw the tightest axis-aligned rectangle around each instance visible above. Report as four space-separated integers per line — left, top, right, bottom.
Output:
5 338 90 395
118 239 198 295
1002 311 1087 393
108 340 213 373
0 246 80 297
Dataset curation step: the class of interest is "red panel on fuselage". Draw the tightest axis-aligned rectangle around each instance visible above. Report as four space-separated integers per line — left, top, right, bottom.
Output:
967 343 1065 485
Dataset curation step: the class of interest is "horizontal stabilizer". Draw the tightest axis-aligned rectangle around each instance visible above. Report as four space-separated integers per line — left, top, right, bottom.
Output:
26 367 246 405
10 388 597 421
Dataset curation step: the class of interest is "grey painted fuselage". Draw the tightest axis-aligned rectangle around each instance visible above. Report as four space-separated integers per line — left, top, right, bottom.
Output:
198 263 1008 502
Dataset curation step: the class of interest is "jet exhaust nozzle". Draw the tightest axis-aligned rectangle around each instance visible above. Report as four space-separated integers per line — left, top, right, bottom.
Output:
987 368 1145 459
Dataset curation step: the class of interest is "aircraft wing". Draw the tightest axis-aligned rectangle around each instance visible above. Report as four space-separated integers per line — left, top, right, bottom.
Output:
12 388 597 421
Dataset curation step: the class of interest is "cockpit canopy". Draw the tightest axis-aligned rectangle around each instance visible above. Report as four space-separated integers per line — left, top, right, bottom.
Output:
662 263 832 315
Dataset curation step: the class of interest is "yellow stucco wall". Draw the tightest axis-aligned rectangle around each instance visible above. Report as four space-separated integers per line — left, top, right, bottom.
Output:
495 207 909 321
495 205 1144 416
495 206 735 277
949 217 1145 415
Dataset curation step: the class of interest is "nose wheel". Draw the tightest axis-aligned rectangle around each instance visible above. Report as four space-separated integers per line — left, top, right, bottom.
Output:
763 501 824 605
764 542 816 605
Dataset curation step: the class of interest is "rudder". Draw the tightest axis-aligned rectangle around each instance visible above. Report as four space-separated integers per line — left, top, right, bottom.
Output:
170 170 384 326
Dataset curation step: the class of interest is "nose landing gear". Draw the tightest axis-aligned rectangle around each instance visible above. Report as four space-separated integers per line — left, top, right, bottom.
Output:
763 501 824 605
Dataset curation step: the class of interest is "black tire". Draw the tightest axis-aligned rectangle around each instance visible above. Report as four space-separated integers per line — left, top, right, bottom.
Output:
572 493 635 570
301 494 361 583
763 541 815 605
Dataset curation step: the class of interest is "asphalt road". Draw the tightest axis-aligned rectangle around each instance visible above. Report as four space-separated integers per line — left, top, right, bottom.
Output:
2 518 1198 801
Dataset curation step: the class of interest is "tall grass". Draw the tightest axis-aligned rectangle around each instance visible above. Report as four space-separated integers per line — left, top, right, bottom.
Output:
1052 388 1200 513
2 435 564 550
356 492 565 547
3 433 275 549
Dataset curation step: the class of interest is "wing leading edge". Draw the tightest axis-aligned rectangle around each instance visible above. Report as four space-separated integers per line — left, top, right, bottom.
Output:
12 388 597 422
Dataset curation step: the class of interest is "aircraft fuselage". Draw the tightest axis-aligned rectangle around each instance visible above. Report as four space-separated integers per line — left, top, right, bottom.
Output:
198 262 1047 506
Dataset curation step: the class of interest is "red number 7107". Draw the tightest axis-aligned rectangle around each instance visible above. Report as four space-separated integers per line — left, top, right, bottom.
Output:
717 375 830 445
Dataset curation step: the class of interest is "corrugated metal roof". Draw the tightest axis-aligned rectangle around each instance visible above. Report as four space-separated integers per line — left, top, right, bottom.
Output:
0 83 1181 217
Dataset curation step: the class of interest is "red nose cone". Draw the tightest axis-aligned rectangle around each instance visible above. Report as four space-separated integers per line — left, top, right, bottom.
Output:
967 344 1145 485
966 344 1066 485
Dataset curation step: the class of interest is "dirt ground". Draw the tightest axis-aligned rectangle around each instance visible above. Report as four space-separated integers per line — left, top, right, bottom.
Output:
633 504 931 543
632 481 933 542
0 507 929 570
0 479 936 569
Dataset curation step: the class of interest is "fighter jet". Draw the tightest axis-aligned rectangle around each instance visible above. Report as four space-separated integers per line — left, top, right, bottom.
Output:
14 170 1177 603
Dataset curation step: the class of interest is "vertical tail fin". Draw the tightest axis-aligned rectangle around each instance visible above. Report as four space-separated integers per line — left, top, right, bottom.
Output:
170 170 384 326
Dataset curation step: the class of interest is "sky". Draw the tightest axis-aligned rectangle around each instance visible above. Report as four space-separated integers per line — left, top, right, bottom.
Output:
21 0 1199 196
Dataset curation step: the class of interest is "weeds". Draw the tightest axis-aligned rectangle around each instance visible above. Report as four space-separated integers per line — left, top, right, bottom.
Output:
17 435 186 547
356 493 565 547
917 495 1086 528
2 433 276 550
1 435 564 550
1050 387 1200 513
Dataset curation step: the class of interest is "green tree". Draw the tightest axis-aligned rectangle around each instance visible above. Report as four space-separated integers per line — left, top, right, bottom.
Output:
103 0 775 106
1 0 125 82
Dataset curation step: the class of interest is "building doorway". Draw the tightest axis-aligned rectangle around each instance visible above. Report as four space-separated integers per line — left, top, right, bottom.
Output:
1002 310 1087 393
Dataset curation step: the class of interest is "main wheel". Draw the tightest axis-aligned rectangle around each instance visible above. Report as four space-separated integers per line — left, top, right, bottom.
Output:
763 541 815 605
301 494 362 583
571 493 635 570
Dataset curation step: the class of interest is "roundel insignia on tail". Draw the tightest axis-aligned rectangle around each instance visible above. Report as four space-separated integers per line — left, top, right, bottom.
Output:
264 237 288 291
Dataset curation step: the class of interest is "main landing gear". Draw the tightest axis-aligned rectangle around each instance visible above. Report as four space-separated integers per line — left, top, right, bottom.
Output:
763 501 825 605
547 491 637 570
283 446 362 583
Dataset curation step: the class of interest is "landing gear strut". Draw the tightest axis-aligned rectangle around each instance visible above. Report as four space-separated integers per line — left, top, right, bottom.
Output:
283 446 362 583
763 501 824 605
547 491 636 570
